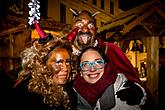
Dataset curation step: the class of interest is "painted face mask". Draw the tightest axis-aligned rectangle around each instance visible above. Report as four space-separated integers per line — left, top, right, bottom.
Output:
72 10 97 50
46 48 71 85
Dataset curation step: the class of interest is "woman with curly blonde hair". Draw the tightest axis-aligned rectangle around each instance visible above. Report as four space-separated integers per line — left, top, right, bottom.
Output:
13 34 77 110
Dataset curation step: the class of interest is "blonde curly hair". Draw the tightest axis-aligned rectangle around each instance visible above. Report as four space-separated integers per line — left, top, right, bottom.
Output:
19 37 73 109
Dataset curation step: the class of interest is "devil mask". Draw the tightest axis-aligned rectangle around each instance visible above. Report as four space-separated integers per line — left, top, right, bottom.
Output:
71 10 99 51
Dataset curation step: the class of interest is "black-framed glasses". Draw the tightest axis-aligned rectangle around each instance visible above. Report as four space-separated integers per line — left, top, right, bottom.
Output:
80 59 105 71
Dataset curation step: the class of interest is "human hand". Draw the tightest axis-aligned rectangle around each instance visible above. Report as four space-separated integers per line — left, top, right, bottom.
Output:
116 81 144 105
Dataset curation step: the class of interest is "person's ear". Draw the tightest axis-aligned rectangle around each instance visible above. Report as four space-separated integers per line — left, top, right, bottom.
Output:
80 71 83 77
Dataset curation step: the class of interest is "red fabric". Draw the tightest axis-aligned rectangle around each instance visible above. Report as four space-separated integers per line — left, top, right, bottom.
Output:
97 38 141 83
74 63 117 107
67 28 78 42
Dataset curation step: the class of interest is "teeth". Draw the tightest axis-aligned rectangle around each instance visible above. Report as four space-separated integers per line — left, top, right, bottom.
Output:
88 73 99 78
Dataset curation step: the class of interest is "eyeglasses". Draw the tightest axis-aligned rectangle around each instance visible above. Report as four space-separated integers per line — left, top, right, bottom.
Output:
80 59 105 71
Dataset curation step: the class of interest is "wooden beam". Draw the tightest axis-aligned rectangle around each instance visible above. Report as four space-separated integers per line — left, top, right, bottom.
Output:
7 16 27 24
98 15 135 33
139 22 165 28
7 16 71 31
40 20 71 31
142 25 153 35
159 29 165 36
100 1 160 33
157 9 165 20
122 6 158 35
146 36 159 109
0 24 27 37
106 32 116 39
104 1 156 24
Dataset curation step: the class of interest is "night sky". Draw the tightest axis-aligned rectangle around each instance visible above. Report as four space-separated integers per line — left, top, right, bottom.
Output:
118 0 164 11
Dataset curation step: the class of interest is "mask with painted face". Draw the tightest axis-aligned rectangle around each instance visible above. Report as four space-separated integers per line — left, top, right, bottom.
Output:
70 10 99 51
46 47 71 85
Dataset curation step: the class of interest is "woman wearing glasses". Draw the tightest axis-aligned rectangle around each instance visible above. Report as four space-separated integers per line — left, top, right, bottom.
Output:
73 46 147 110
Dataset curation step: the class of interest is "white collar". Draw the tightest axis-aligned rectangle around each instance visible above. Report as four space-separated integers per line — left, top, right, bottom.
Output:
72 45 81 56
72 40 98 56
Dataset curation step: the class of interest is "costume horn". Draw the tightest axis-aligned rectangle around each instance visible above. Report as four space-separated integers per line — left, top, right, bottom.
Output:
69 8 79 17
34 20 46 39
92 11 100 18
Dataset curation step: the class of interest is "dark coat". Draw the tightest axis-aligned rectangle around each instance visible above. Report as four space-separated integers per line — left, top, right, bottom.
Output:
12 77 77 110
0 70 15 110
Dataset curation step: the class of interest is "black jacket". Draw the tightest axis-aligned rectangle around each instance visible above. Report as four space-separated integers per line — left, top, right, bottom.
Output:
12 78 77 110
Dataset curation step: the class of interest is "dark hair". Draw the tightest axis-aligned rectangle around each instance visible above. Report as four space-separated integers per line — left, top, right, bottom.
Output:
77 46 109 72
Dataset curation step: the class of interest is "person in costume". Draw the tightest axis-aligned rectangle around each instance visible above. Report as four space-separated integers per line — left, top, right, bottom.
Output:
67 9 153 109
13 1 77 109
67 10 140 77
74 46 146 109
13 21 77 110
